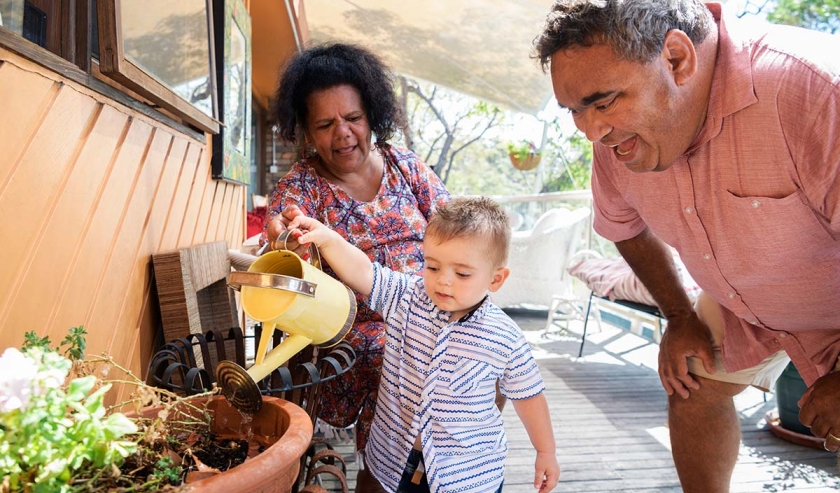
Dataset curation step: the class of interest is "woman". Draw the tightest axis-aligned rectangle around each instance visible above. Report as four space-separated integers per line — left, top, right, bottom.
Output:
262 43 450 466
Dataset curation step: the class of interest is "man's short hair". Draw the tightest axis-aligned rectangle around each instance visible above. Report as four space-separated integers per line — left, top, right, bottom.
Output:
533 0 713 71
427 197 511 267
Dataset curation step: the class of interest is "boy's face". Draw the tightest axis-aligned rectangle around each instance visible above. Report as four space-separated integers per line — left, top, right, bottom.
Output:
422 234 509 321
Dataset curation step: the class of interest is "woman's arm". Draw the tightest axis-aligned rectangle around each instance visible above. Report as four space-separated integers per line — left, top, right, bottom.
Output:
290 216 374 297
511 393 560 492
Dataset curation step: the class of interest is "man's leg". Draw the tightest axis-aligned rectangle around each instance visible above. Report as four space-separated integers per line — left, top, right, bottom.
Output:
668 377 747 493
670 292 789 493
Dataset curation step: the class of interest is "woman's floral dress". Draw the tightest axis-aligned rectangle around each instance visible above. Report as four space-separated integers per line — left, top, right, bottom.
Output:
264 145 450 451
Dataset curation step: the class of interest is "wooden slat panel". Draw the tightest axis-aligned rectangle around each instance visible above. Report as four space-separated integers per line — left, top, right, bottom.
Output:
226 186 244 248
215 183 235 241
50 120 155 343
105 138 188 367
78 130 172 356
192 180 220 245
159 144 203 252
206 183 229 242
0 61 58 193
2 105 130 339
177 149 212 249
144 138 190 254
152 241 231 341
0 86 98 344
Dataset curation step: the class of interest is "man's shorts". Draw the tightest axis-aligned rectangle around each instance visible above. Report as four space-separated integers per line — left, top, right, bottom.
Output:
685 292 790 392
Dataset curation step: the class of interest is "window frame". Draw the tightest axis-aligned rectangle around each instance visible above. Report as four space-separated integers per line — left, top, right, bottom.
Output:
94 0 219 133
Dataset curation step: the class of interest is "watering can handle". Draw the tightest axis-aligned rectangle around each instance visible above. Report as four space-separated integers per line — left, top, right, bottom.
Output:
274 229 323 270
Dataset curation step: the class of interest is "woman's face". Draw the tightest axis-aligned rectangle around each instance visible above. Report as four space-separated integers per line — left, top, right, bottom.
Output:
304 85 373 174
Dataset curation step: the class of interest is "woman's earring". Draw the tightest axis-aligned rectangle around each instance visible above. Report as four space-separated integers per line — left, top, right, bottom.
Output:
302 141 317 160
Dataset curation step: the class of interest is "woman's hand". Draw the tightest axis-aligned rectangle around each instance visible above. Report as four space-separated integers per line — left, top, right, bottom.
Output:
265 205 308 256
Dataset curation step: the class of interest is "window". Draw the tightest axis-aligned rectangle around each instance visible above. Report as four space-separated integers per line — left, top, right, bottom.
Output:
0 0 218 134
96 0 218 133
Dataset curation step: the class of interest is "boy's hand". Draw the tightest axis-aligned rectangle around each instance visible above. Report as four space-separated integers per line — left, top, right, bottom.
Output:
534 451 560 493
288 216 337 250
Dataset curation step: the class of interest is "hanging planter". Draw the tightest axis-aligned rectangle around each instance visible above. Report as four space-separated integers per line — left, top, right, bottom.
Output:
506 140 542 171
508 152 542 171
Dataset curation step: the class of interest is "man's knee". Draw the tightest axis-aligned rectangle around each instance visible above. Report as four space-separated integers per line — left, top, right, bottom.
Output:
669 376 747 412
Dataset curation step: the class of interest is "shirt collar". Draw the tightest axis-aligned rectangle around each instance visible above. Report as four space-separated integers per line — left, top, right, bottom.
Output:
687 3 758 153
457 295 491 323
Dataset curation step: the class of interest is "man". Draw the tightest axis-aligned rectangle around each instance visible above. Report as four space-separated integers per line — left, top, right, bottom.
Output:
533 1 840 492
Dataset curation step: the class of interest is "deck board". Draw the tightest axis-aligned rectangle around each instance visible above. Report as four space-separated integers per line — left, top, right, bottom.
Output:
308 311 840 492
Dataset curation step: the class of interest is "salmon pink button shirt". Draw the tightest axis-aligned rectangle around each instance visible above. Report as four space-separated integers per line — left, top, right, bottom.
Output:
591 3 840 386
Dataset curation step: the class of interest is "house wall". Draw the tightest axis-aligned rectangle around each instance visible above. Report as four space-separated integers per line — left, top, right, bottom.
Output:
0 47 245 388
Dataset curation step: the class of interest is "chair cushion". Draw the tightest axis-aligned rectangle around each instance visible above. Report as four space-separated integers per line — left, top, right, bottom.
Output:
567 255 701 307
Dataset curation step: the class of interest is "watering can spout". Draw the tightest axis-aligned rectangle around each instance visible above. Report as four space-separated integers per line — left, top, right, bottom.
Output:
216 246 356 413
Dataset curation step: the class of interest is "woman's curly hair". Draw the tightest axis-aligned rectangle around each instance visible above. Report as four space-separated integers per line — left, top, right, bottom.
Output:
272 43 403 145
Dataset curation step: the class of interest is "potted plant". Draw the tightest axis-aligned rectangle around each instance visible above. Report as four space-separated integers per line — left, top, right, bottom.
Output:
0 327 312 492
506 140 542 171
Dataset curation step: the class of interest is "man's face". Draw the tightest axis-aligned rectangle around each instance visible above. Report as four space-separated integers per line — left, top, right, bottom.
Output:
550 42 696 173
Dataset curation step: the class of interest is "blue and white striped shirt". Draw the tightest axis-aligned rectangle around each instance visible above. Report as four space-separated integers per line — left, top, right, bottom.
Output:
365 263 546 493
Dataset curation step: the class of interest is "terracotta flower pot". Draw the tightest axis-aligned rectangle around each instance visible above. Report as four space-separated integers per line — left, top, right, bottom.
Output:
509 151 541 171
136 395 313 493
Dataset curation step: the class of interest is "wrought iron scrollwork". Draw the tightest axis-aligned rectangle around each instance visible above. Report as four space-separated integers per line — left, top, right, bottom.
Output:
146 326 356 397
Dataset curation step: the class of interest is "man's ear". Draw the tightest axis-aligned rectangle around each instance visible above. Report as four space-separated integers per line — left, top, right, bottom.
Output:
661 29 697 86
488 266 510 293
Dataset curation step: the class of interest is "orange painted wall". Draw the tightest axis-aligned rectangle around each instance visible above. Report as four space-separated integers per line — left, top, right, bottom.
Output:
0 47 245 383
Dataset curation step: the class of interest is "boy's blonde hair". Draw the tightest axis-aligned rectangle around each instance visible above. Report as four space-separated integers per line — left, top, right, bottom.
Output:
426 197 511 267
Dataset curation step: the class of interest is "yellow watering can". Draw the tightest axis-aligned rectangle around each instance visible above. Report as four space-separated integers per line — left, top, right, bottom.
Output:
216 231 357 412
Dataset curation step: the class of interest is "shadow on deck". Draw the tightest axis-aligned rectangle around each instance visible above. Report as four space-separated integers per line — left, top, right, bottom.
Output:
314 310 840 492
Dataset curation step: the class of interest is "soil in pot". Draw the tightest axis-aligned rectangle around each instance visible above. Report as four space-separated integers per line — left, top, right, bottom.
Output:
81 395 311 492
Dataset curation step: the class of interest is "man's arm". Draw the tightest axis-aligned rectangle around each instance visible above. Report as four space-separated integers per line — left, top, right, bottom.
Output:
616 227 716 398
511 393 560 493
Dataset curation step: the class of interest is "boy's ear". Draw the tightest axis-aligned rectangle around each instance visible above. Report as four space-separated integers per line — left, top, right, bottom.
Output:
488 266 510 293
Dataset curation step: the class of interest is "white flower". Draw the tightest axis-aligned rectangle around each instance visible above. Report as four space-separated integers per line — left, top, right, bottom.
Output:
0 348 39 413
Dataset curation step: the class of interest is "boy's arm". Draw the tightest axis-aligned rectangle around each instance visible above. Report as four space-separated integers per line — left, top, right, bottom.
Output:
290 216 374 297
511 393 560 493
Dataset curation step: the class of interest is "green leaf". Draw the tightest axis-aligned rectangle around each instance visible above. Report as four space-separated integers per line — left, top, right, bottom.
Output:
66 376 96 401
104 413 139 439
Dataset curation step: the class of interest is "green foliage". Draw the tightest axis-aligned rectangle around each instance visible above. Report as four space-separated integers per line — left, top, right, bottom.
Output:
152 457 181 484
505 140 541 162
766 0 840 33
22 326 87 361
1 338 138 493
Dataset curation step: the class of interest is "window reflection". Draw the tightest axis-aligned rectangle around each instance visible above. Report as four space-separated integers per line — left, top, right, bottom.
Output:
120 0 213 117
228 19 246 154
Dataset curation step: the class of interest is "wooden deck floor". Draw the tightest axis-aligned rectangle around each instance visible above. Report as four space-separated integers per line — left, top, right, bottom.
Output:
312 311 840 492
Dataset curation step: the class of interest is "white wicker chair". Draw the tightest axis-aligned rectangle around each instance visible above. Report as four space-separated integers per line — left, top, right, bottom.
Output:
491 207 591 311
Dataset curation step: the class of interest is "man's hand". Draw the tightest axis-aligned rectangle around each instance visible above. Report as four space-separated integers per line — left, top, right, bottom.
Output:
658 313 716 399
798 371 840 452
533 451 560 493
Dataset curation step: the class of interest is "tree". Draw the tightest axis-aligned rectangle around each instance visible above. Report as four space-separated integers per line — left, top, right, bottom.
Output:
766 0 840 33
399 77 503 184
540 127 592 193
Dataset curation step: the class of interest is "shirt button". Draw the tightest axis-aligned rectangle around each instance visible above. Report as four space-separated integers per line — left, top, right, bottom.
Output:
751 200 761 208
684 207 694 214
778 333 787 339
703 253 712 260
727 292 736 299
